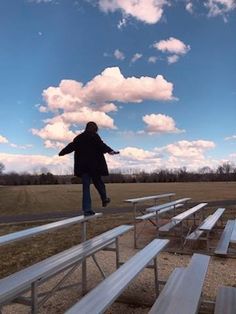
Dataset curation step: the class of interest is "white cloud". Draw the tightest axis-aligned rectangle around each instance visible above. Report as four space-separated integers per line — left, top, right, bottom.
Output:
34 67 174 147
0 135 8 144
204 0 236 17
83 67 175 103
154 37 191 55
120 146 156 160
107 140 218 172
131 53 142 63
153 140 217 170
143 113 184 134
44 140 65 149
0 153 72 175
28 0 54 3
186 2 194 14
32 121 77 142
0 139 223 174
98 0 168 24
117 18 127 29
225 135 236 141
10 143 33 150
148 56 158 63
42 67 174 110
157 140 215 159
167 54 179 64
46 109 116 130
114 49 125 60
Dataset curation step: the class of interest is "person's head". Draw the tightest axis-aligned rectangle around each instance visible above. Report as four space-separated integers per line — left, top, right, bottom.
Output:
85 121 98 133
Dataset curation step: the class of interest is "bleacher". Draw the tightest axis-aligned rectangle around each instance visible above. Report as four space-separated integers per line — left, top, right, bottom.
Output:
0 195 235 313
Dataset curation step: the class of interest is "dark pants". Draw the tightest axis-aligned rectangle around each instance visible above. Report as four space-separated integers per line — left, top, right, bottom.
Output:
81 173 107 213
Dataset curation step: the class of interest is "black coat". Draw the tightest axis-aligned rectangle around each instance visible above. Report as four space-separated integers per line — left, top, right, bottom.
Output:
59 131 113 177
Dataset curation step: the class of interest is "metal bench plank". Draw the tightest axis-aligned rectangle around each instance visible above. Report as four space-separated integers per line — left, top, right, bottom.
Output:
124 193 175 203
230 220 236 243
0 214 102 247
199 208 225 231
66 239 169 314
159 221 178 232
159 204 183 215
214 286 236 314
149 254 210 314
186 229 204 240
215 220 235 255
136 204 183 221
146 198 191 213
149 268 186 314
172 203 207 222
136 212 156 220
0 225 133 305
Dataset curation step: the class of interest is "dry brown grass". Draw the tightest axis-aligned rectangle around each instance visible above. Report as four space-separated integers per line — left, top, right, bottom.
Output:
1 182 236 216
0 182 235 279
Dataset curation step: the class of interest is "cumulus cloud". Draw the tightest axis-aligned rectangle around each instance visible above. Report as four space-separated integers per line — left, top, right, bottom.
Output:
153 140 217 170
108 140 217 172
153 37 190 64
204 0 236 17
142 113 184 134
186 2 194 14
148 56 158 63
31 121 77 142
10 143 33 149
28 0 54 3
117 18 127 29
157 140 215 158
0 135 8 144
0 153 72 174
33 67 175 147
131 53 142 63
167 54 179 64
114 49 125 60
154 37 191 55
225 135 236 141
0 134 33 150
98 0 168 24
0 139 220 174
34 67 174 146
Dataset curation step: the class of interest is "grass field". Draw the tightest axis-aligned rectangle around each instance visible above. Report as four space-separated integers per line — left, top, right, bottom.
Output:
0 182 235 278
0 181 236 216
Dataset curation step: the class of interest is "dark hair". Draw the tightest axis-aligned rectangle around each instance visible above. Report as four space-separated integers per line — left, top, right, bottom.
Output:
85 121 98 133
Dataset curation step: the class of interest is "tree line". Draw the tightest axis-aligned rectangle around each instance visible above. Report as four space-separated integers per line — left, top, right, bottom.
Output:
0 162 236 185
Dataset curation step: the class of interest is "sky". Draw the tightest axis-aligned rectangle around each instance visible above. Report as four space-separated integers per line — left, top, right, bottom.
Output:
0 0 236 174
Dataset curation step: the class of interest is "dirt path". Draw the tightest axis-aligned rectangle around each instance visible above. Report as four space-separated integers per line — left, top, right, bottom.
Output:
1 199 236 224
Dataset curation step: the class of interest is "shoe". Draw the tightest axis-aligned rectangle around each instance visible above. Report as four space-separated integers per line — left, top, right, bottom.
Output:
84 211 96 217
102 197 111 207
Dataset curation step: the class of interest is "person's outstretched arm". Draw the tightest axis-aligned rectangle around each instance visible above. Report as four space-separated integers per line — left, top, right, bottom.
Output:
95 134 119 155
58 142 75 156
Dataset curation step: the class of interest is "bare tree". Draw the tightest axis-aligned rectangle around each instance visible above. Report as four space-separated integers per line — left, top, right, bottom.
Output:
0 162 5 174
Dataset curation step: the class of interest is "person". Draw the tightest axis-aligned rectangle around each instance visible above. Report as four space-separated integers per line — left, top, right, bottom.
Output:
59 121 119 216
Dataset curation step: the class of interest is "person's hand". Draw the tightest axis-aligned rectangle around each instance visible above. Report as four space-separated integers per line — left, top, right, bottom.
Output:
108 150 120 155
58 151 64 156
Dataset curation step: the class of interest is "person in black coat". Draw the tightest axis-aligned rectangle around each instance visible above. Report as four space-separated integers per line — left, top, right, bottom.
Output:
59 121 119 216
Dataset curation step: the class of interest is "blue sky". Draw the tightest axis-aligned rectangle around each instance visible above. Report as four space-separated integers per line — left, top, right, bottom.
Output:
0 0 235 174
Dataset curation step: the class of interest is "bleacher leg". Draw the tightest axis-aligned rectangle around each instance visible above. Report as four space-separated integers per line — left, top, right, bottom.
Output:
81 221 87 295
206 232 209 251
180 222 184 249
115 238 120 269
156 213 159 236
31 281 38 314
134 203 138 249
153 257 159 297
